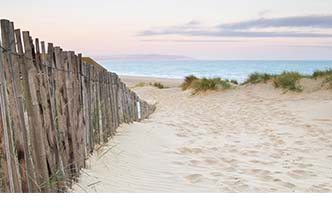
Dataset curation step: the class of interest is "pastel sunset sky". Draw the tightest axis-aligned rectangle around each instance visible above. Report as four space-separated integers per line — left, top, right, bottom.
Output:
2 0 332 60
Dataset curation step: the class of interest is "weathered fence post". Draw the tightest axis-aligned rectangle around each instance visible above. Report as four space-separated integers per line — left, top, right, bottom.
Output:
22 31 50 192
0 19 155 192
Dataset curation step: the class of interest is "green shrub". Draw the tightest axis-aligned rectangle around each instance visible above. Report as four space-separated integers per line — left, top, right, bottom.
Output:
191 77 231 94
150 82 166 89
313 69 332 79
313 69 332 88
324 75 332 88
230 80 238 85
273 71 302 92
133 82 146 88
181 75 199 90
243 73 273 84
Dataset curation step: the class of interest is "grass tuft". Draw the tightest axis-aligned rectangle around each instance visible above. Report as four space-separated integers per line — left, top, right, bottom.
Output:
243 72 273 84
324 75 332 88
191 77 232 94
313 69 332 79
182 69 332 94
181 75 199 90
150 82 166 89
313 69 332 88
133 82 146 88
273 71 302 92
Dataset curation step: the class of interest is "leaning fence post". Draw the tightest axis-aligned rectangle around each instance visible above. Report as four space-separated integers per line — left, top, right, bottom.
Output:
0 33 16 193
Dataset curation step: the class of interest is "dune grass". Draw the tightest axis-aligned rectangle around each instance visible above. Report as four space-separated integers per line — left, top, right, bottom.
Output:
243 73 273 84
242 71 323 92
150 82 167 89
181 76 232 94
132 81 167 89
180 69 332 94
313 69 332 79
324 75 332 88
273 71 303 92
181 75 199 90
191 77 232 94
313 69 332 88
133 82 146 88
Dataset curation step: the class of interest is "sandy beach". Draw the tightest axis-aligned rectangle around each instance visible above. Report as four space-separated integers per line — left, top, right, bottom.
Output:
73 76 332 192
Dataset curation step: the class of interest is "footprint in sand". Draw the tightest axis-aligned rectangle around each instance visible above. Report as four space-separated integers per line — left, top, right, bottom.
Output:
202 157 219 165
224 166 236 172
249 169 273 181
210 172 223 177
250 159 272 165
294 140 305 145
280 181 296 189
184 174 204 183
188 160 202 167
176 132 188 138
311 183 331 192
258 174 274 181
172 161 184 165
250 169 262 174
287 169 311 179
229 149 238 153
297 163 313 168
177 147 203 155
270 153 281 159
208 147 218 152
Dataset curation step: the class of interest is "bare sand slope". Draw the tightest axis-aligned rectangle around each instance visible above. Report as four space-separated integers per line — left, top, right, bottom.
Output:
73 78 332 192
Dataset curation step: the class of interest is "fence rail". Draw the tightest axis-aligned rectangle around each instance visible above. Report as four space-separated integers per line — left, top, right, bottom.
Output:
0 19 155 192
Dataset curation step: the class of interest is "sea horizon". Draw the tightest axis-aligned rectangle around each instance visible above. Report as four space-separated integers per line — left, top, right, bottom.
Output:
98 59 332 82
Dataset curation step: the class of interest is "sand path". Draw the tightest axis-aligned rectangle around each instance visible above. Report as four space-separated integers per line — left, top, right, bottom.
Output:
73 82 332 192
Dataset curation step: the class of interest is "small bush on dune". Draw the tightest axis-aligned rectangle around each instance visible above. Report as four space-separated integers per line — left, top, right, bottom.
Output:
313 69 332 88
150 82 166 89
181 75 199 90
230 80 238 85
191 77 231 94
313 69 332 79
243 71 304 91
273 71 302 92
134 82 146 87
225 79 239 85
324 75 332 88
243 72 273 84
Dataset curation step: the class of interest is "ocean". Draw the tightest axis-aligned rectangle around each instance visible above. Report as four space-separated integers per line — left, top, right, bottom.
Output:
98 60 332 82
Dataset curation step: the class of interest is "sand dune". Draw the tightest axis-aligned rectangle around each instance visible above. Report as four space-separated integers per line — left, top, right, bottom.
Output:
73 77 332 192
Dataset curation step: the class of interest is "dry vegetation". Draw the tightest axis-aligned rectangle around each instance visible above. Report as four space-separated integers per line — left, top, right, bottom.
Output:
181 69 332 94
150 82 167 89
181 76 234 94
132 81 168 89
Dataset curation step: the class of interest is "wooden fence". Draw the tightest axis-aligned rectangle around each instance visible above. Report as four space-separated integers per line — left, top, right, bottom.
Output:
0 19 155 193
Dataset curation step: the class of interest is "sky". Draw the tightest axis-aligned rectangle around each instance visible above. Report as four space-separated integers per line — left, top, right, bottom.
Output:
1 0 332 60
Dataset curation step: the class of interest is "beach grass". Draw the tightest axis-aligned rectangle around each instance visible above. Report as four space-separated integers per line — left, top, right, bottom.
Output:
132 81 168 89
313 69 332 79
312 69 332 88
133 82 146 88
150 82 167 89
190 77 232 94
324 75 332 88
181 75 199 90
243 73 273 84
243 70 332 91
273 71 303 92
